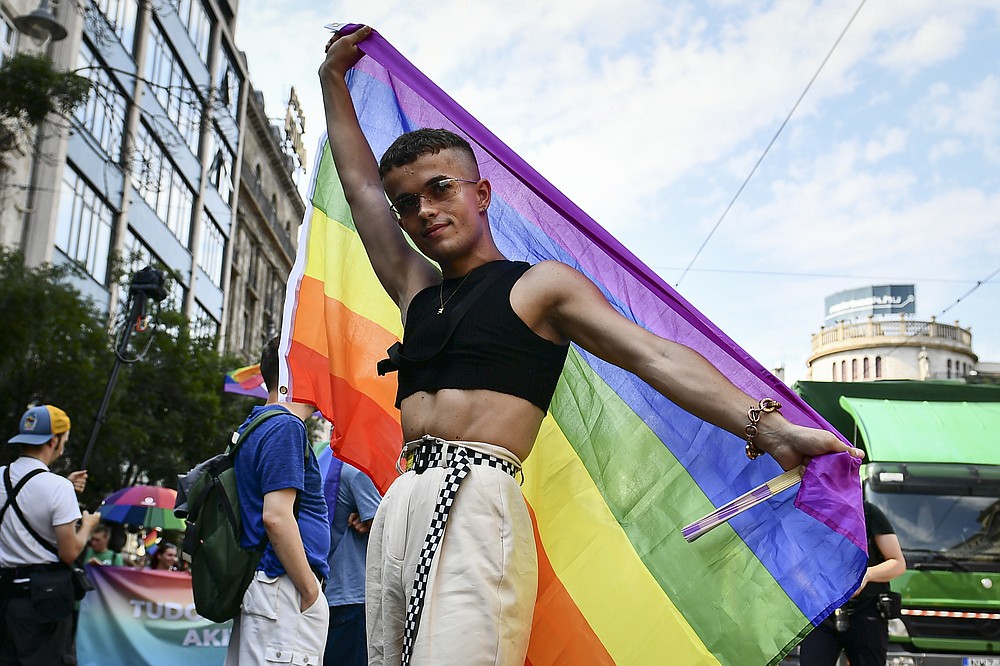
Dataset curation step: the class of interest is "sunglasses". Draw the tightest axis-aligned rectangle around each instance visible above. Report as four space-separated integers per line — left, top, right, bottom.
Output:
388 178 478 218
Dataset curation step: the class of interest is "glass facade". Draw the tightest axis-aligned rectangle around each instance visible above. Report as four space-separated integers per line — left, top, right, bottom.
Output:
75 45 128 161
144 19 203 154
191 300 219 341
206 123 235 202
175 0 212 60
132 124 194 247
88 0 138 53
1 12 15 66
199 210 225 287
122 228 185 310
55 168 114 283
16 0 298 356
216 47 240 120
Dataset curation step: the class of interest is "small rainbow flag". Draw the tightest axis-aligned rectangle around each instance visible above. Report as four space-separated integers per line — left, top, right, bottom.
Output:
143 528 160 556
223 364 268 399
279 26 866 665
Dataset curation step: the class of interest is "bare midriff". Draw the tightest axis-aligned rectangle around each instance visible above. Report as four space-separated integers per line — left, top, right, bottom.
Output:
399 388 546 462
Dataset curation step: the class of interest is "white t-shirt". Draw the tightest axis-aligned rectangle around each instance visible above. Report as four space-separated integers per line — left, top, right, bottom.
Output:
0 456 81 567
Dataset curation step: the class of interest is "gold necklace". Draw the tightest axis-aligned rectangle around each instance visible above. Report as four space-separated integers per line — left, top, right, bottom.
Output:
437 271 473 315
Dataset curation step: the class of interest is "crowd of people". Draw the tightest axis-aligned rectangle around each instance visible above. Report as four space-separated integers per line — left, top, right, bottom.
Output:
0 393 382 666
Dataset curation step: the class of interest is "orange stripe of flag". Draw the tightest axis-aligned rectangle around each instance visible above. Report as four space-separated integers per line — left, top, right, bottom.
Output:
290 274 399 413
287 340 401 493
525 504 614 666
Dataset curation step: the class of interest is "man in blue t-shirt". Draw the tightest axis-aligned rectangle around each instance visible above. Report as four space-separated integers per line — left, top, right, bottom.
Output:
225 338 330 666
323 457 382 666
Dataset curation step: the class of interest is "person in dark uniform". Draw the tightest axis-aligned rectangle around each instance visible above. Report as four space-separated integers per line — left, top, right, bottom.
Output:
800 501 906 666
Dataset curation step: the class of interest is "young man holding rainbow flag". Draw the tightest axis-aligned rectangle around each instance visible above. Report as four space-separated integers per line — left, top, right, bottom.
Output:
319 25 863 666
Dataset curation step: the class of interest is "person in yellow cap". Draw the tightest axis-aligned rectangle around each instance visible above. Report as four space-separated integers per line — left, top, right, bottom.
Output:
0 404 100 665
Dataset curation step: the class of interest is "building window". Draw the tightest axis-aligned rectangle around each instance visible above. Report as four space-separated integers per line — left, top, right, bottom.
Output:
88 0 138 55
851 359 858 381
216 47 241 120
144 19 203 154
122 228 185 313
241 293 257 355
199 210 225 287
863 357 870 380
832 362 837 382
174 0 211 61
75 44 128 161
207 123 235 202
947 359 952 379
875 356 882 379
1 12 15 66
132 124 194 247
191 300 219 341
841 360 847 383
55 167 113 283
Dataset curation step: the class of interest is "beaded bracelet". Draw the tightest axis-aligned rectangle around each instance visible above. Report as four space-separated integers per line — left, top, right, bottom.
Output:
744 398 781 460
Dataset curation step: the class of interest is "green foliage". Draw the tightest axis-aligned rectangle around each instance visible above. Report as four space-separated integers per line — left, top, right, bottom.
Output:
0 248 259 508
0 247 108 463
0 52 91 127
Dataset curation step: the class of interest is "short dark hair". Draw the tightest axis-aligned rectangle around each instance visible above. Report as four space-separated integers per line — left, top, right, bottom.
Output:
91 524 111 537
378 128 479 179
260 336 280 393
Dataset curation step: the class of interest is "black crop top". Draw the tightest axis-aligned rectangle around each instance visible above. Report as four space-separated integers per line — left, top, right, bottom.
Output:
383 260 569 411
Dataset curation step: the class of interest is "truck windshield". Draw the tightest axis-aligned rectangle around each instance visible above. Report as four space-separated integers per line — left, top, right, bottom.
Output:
866 490 1000 571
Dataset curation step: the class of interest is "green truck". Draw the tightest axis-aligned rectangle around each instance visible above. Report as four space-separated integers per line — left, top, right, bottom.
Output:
795 381 1000 666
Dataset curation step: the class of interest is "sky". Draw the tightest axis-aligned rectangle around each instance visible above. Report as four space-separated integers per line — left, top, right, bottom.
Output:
234 0 1000 384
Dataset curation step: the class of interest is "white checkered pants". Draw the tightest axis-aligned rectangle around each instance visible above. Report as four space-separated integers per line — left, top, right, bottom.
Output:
400 436 519 666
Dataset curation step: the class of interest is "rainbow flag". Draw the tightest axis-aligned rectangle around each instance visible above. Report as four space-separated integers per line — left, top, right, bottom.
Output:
78 566 229 665
223 364 267 399
280 26 867 665
142 528 160 556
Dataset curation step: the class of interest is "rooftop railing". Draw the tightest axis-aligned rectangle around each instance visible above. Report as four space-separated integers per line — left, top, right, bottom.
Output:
811 316 972 352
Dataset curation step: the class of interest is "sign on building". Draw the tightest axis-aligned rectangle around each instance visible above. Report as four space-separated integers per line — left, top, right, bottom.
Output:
824 285 915 325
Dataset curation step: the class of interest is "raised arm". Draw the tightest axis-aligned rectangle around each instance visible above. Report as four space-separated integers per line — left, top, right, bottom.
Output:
520 261 863 469
318 27 439 308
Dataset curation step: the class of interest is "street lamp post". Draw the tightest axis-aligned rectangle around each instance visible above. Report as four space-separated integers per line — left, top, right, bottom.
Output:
13 0 67 48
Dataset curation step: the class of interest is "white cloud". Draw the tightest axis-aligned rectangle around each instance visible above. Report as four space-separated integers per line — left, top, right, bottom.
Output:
876 15 966 73
864 127 907 162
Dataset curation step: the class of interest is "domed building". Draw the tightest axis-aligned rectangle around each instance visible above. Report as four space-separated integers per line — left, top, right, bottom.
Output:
806 285 978 382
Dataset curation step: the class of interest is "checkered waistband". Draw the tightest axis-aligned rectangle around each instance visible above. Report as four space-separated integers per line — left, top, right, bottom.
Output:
398 435 519 479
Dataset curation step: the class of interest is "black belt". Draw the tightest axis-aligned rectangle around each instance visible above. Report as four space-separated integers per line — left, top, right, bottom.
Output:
310 565 327 593
0 563 65 598
0 562 64 582
398 435 520 479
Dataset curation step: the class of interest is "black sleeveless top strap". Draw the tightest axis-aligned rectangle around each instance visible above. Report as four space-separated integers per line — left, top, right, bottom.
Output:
380 260 569 411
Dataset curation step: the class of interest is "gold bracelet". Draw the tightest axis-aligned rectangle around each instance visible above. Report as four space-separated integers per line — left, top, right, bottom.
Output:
745 398 781 460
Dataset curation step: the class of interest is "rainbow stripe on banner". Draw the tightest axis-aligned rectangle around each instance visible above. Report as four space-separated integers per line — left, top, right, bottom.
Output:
279 26 867 666
223 364 268 399
77 566 229 666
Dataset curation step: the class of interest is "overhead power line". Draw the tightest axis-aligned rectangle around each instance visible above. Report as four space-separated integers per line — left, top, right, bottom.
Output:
878 264 1000 360
653 266 987 284
675 0 869 287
